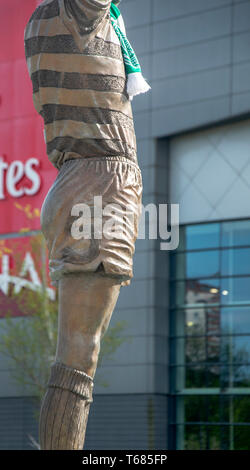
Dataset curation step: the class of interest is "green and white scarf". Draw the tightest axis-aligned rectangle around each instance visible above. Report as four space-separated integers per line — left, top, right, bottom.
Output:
110 1 151 101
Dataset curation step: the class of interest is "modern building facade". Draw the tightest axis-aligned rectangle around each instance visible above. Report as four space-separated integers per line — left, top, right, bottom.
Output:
0 0 250 450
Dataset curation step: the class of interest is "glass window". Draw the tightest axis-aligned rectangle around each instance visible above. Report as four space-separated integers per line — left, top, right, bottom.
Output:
234 396 250 422
173 395 250 449
220 277 250 304
222 220 250 248
170 251 220 279
171 307 221 337
169 219 250 450
186 223 220 251
170 278 220 307
221 307 250 335
221 248 250 276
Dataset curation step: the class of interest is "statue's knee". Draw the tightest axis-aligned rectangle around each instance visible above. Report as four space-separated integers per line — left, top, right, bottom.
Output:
82 334 101 368
59 333 101 370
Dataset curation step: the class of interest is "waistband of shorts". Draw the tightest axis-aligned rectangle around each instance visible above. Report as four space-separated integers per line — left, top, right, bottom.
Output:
61 156 142 174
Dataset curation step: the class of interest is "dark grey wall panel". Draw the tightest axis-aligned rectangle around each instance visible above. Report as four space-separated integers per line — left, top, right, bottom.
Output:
152 96 231 137
232 91 250 114
152 67 231 109
117 279 154 309
132 92 151 114
152 37 231 80
153 7 231 51
152 0 232 21
85 394 168 450
233 1 250 33
233 62 250 93
0 397 39 450
127 25 152 55
0 395 168 450
134 111 152 139
150 0 250 136
121 0 151 28
137 138 156 168
233 32 250 62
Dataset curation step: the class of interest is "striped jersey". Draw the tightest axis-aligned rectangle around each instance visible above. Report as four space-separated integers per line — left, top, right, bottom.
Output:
24 0 138 170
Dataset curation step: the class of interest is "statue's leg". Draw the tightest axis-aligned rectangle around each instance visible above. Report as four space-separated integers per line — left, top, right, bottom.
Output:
39 271 122 450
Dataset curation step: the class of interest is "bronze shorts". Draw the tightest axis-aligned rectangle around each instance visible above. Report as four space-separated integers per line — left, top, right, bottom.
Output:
40 156 143 288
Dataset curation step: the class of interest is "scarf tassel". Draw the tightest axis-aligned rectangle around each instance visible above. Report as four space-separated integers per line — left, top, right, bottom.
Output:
127 72 151 101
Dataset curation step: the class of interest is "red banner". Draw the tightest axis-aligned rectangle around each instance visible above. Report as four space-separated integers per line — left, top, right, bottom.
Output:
0 0 57 234
0 234 55 317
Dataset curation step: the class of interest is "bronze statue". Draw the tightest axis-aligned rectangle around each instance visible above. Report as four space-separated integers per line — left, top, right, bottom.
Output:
24 0 150 450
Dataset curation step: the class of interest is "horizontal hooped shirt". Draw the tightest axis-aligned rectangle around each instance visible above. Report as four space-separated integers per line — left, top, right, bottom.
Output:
24 0 138 170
